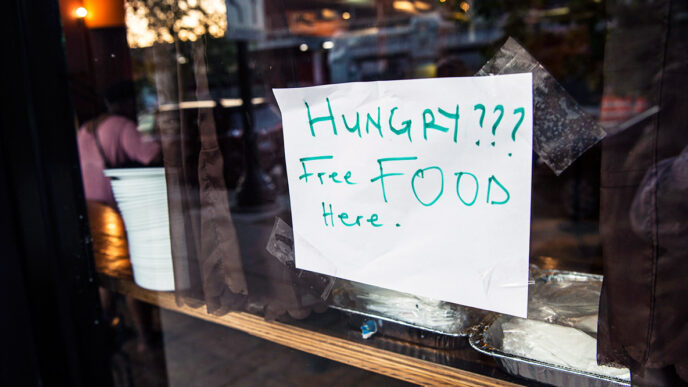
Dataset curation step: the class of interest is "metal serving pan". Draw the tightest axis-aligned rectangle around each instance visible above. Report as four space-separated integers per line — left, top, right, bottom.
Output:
469 270 631 387
329 279 489 337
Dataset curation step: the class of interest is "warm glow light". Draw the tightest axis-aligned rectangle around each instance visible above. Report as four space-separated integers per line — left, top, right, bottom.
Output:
414 1 431 11
158 98 266 111
125 0 227 48
459 1 470 12
299 43 309 52
541 6 570 16
219 97 265 108
321 8 336 19
393 1 416 13
75 7 88 18
342 11 351 20
452 11 469 21
322 40 334 50
439 0 446 3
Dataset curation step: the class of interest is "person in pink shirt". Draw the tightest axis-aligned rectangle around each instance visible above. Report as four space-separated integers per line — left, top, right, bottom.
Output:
77 81 161 353
77 81 160 204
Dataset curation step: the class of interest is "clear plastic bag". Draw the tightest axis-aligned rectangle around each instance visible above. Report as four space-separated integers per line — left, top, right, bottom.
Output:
527 271 602 335
478 38 607 175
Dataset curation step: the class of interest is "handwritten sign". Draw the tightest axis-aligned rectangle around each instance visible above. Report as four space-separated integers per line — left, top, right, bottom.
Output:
273 74 532 317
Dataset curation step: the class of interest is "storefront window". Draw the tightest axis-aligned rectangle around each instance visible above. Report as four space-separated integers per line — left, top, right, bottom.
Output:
5 0 687 385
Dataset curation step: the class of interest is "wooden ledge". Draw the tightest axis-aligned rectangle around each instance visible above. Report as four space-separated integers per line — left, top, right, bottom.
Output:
100 275 520 387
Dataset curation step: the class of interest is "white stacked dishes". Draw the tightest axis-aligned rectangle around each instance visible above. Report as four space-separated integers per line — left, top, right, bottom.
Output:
105 168 174 291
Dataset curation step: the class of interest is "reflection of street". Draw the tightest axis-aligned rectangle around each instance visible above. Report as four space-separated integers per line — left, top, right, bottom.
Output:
105 307 409 386
227 0 243 23
60 0 631 384
159 309 410 386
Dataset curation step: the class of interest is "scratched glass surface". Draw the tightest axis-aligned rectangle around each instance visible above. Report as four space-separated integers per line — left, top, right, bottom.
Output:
55 0 658 385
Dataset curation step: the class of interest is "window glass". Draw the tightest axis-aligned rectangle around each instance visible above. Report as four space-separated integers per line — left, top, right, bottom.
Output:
58 0 688 385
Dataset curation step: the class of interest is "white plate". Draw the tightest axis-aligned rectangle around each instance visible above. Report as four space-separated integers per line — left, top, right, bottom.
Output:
124 221 169 232
131 265 174 274
128 241 171 250
131 270 174 291
119 207 168 217
132 256 173 265
112 189 167 198
129 245 170 253
104 168 165 179
130 259 174 270
129 243 170 251
118 203 167 212
122 219 169 230
121 218 168 230
112 190 168 200
110 176 165 184
111 183 166 194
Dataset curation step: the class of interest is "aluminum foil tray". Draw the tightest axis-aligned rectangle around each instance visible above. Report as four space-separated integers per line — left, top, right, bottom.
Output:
469 270 631 387
329 279 489 337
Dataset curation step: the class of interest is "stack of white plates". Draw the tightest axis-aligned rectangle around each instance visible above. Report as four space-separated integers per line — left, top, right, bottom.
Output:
104 168 174 291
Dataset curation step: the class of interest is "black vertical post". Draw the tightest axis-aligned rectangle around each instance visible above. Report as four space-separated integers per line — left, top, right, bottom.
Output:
235 40 275 208
2 0 112 385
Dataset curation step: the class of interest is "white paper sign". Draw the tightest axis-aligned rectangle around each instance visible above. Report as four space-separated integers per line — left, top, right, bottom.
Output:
273 74 533 317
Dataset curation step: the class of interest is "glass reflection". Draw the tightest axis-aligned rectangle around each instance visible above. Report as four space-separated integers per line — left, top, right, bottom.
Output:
59 0 687 385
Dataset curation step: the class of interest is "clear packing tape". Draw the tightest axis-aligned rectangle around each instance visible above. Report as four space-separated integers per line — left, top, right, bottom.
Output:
266 217 335 301
478 38 607 175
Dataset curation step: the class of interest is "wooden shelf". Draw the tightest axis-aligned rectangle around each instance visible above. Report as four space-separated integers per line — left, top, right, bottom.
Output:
99 274 521 386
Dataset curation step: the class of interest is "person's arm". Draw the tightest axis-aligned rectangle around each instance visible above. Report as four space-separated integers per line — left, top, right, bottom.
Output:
120 120 161 165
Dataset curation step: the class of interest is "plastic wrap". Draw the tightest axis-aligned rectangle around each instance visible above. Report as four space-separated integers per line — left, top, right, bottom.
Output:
470 270 631 386
331 280 489 336
266 217 335 300
478 38 606 175
527 271 602 335
501 318 630 381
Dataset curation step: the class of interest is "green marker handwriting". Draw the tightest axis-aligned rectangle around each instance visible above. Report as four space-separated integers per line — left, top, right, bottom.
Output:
302 98 486 144
454 172 479 206
299 155 356 185
438 105 459 143
322 202 383 227
370 157 418 203
474 103 486 128
389 107 412 143
487 175 510 205
492 104 504 136
366 107 383 138
512 107 525 141
422 109 449 140
411 166 444 206
342 111 361 137
305 98 337 136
